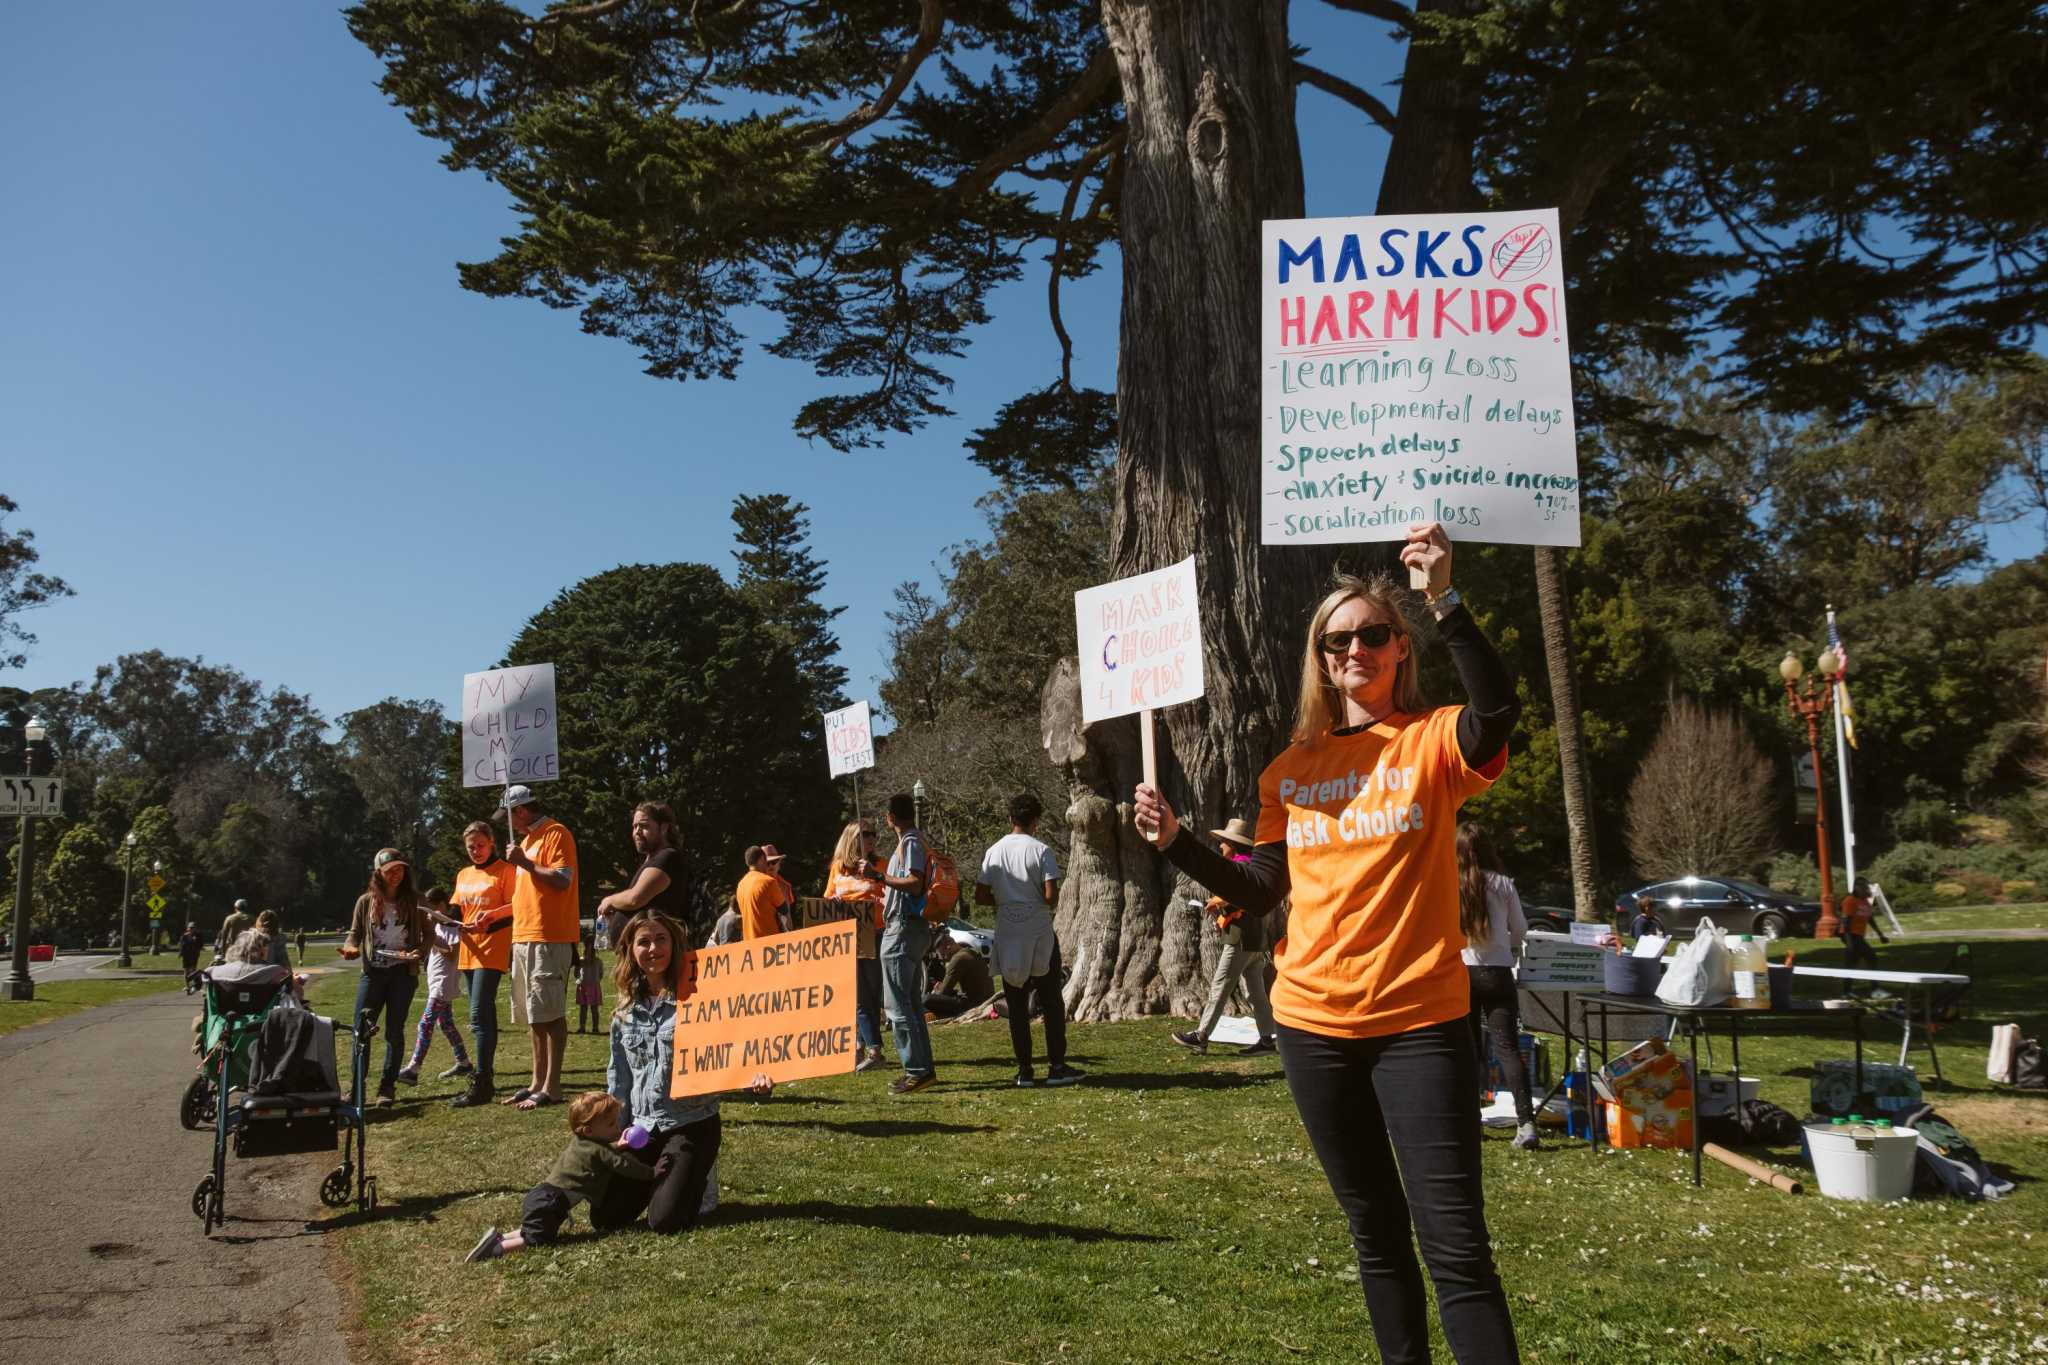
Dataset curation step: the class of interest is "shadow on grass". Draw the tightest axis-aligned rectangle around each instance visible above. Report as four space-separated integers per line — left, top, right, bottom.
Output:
707 1198 1172 1244
211 1184 523 1243
949 1069 1283 1095
731 1116 998 1138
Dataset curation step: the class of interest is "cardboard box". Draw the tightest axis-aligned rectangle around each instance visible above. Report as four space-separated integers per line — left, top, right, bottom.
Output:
1597 1037 1695 1149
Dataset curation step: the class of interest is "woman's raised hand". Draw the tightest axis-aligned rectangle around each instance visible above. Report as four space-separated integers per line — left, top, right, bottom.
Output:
1399 521 1453 595
1133 783 1180 848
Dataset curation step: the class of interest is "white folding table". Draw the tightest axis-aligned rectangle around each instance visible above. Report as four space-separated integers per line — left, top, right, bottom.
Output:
1791 966 1970 1086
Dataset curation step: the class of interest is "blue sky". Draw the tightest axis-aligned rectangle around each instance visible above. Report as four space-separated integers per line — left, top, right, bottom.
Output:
4 5 2036 733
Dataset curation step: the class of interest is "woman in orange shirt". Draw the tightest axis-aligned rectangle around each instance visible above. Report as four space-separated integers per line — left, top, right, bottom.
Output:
823 820 888 1072
1135 523 1523 1365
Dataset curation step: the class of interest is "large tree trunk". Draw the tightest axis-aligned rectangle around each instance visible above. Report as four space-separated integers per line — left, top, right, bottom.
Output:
1052 0 1322 1020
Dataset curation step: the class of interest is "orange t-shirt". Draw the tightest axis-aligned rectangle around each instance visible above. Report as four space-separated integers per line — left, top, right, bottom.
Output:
512 818 580 945
737 869 785 941
824 867 886 931
1841 895 1873 936
453 860 518 971
1257 706 1504 1039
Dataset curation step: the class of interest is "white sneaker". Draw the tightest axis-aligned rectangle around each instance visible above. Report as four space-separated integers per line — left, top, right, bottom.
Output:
465 1228 504 1263
1511 1122 1541 1151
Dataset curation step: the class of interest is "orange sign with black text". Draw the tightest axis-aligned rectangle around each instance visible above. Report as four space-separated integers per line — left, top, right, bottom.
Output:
667 920 859 1098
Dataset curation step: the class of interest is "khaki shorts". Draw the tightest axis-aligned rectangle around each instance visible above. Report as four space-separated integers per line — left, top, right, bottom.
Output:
510 941 573 1025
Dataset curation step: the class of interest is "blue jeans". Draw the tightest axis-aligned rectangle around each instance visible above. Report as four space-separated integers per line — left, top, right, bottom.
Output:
354 967 418 1088
879 916 934 1077
855 956 884 1052
467 967 502 1076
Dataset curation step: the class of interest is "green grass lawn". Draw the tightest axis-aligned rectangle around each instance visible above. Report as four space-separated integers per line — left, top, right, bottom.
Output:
1892 902 2048 934
0 975 185 1037
300 937 2048 1365
99 942 348 974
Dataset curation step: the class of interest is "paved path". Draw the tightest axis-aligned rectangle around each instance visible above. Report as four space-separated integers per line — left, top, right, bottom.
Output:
0 989 354 1364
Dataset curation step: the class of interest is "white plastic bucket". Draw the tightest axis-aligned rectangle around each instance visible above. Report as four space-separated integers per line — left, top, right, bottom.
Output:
1805 1123 1918 1202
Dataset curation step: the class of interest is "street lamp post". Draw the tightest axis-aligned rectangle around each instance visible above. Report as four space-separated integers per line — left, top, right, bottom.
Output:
4 717 49 1002
911 778 927 830
1779 650 1844 939
119 832 138 969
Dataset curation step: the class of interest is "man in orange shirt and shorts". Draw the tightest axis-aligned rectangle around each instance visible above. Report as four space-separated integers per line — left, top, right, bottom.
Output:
501 785 579 1111
736 845 789 941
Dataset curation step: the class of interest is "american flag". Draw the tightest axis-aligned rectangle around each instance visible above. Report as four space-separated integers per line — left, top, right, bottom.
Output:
1827 612 1857 749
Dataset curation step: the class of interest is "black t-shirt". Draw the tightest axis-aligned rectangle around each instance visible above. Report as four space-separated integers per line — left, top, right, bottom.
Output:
638 846 693 920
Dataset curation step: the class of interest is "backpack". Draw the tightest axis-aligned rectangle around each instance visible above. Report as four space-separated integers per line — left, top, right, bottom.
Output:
922 851 961 922
1897 1104 2014 1201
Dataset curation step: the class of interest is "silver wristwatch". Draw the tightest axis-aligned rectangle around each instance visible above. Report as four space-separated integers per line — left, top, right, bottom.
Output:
1427 587 1462 620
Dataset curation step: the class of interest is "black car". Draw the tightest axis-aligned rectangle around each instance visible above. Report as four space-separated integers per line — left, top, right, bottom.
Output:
1613 877 1823 941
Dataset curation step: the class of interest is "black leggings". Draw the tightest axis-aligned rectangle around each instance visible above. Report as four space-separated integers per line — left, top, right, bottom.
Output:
1276 1020 1520 1365
1002 945 1067 1071
1467 964 1533 1123
590 1113 721 1236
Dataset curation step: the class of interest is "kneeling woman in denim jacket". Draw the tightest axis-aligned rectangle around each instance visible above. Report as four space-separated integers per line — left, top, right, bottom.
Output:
599 909 771 1234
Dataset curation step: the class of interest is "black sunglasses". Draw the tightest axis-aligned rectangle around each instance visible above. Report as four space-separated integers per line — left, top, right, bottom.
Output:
1318 623 1398 654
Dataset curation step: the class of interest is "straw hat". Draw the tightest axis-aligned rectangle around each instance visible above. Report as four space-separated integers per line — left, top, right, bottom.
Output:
1208 818 1256 849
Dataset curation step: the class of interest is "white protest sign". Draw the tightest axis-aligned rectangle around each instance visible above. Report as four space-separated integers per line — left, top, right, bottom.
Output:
462 663 560 788
824 700 876 778
1074 557 1204 726
1261 209 1579 547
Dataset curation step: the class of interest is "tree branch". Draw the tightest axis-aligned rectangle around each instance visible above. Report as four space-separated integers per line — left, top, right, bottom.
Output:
1049 127 1126 391
1317 0 1416 33
534 0 636 27
806 0 947 153
1292 60 1395 135
950 45 1118 201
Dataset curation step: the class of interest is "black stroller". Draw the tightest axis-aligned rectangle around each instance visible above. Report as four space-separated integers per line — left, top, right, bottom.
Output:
187 961 378 1235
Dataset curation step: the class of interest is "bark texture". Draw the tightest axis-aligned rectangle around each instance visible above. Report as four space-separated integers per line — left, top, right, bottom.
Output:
1051 0 1323 1021
1533 544 1603 919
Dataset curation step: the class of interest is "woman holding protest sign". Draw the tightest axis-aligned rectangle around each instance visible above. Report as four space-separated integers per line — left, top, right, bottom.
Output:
823 820 888 1072
1133 523 1524 1365
600 909 772 1234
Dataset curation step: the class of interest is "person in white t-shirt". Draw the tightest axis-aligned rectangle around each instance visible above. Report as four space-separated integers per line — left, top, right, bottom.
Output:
1457 822 1536 1151
975 794 1083 1088
399 887 473 1087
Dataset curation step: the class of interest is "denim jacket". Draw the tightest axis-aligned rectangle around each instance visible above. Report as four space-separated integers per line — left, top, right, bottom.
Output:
608 992 720 1133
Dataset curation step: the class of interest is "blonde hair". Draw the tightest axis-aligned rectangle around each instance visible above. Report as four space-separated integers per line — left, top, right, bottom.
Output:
828 820 872 879
568 1091 622 1134
1293 571 1425 742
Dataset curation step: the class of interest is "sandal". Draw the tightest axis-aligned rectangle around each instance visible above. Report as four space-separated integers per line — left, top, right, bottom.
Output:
515 1092 559 1111
500 1087 534 1106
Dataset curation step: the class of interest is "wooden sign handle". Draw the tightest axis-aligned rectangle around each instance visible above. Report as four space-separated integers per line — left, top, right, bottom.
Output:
1140 707 1157 790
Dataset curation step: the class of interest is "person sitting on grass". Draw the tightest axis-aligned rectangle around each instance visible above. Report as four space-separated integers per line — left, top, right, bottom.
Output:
603 909 773 1233
466 1091 655 1262
924 935 993 1020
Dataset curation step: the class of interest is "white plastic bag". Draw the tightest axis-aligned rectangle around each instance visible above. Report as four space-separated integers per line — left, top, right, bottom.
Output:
1987 1022 2020 1084
1655 918 1732 1008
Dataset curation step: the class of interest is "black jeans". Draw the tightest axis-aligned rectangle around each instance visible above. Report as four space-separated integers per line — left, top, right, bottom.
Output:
1002 945 1066 1072
1467 965 1533 1124
1842 933 1879 972
1277 1019 1521 1365
590 1113 722 1236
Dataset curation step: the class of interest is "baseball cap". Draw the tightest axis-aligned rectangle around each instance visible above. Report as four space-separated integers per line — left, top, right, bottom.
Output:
372 848 408 872
500 784 536 809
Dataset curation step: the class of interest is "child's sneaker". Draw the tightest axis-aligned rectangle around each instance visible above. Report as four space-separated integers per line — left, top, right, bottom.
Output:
439 1062 474 1080
1044 1064 1086 1087
465 1228 504 1263
396 1068 420 1086
853 1048 883 1073
1512 1122 1542 1151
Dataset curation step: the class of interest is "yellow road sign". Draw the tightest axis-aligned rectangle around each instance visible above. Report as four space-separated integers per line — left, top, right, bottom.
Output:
146 875 166 892
146 893 167 913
